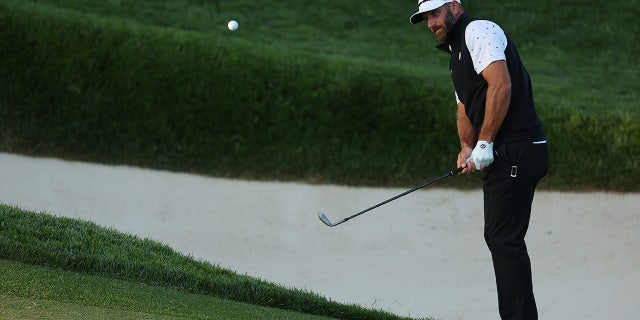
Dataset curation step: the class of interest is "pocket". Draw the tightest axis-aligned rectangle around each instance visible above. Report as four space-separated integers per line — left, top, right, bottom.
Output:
524 142 549 180
483 140 532 182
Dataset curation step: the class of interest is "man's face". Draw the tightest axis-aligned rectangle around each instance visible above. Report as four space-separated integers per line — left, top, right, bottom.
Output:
423 4 456 42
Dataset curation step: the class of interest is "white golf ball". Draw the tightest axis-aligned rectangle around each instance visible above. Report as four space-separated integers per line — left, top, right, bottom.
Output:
227 20 238 31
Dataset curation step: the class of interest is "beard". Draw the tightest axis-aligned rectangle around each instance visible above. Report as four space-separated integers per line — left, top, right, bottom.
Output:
434 7 457 42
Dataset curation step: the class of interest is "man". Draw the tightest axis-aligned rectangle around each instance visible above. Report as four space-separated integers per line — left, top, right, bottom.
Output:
410 1 549 319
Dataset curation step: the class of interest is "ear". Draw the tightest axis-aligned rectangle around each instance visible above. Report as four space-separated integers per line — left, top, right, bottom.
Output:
450 0 463 14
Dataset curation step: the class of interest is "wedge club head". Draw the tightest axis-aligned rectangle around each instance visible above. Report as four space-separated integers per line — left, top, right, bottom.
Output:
316 167 464 228
318 212 334 227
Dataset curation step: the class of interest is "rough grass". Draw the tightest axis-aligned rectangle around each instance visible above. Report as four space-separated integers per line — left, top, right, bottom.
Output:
0 204 424 320
0 260 336 320
0 0 638 191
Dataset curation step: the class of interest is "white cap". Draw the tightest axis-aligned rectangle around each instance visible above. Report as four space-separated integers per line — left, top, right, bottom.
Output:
410 0 461 24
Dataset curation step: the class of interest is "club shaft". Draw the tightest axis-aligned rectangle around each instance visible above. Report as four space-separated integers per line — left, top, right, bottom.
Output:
332 167 463 226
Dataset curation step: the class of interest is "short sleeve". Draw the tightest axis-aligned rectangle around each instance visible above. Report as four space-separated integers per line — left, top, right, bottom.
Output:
465 20 507 74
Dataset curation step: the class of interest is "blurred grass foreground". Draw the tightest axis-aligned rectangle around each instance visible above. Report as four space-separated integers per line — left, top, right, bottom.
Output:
0 204 419 320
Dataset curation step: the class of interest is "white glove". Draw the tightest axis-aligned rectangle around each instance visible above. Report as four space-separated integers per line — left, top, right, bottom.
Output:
471 140 494 170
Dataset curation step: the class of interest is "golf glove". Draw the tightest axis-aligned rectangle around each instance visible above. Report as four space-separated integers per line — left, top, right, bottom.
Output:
471 140 494 170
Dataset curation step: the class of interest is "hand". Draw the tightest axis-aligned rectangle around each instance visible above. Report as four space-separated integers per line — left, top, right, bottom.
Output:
471 140 494 170
457 146 473 175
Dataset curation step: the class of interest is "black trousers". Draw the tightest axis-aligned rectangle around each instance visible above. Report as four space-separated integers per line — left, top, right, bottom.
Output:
483 138 549 320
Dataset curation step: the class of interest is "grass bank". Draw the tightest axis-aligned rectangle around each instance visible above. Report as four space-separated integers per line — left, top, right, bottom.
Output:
0 0 638 191
0 260 335 320
0 204 423 320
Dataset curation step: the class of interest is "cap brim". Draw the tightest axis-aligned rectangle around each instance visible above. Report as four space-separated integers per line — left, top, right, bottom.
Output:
410 12 425 24
410 0 452 24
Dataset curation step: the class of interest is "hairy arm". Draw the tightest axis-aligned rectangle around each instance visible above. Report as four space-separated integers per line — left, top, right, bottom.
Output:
478 60 511 142
457 101 475 174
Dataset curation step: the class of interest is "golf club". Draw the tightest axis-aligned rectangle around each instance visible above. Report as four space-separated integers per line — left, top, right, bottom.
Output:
318 166 464 227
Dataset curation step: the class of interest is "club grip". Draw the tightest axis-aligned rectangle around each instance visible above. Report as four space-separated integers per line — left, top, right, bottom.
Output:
451 167 464 175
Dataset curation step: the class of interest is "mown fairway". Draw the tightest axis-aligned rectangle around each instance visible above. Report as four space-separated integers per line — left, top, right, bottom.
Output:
0 259 339 320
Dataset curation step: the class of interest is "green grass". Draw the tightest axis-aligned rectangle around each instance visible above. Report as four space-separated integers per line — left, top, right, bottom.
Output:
1 1 636 317
0 260 335 320
1 0 638 191
14 0 637 113
2 295 182 320
0 204 424 320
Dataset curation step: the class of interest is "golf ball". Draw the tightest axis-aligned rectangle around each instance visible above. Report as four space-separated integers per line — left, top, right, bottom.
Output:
227 20 238 31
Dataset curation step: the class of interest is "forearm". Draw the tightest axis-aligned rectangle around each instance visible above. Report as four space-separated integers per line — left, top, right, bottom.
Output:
457 102 475 172
478 61 512 143
457 102 475 149
478 83 510 142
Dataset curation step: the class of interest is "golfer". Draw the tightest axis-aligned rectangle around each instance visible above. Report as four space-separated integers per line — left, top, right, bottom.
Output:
410 1 549 319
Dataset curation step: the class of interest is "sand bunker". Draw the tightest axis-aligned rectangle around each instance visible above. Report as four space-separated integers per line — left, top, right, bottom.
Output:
1 152 638 320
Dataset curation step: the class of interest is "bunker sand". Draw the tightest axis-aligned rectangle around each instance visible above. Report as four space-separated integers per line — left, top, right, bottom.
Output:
1 153 638 320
